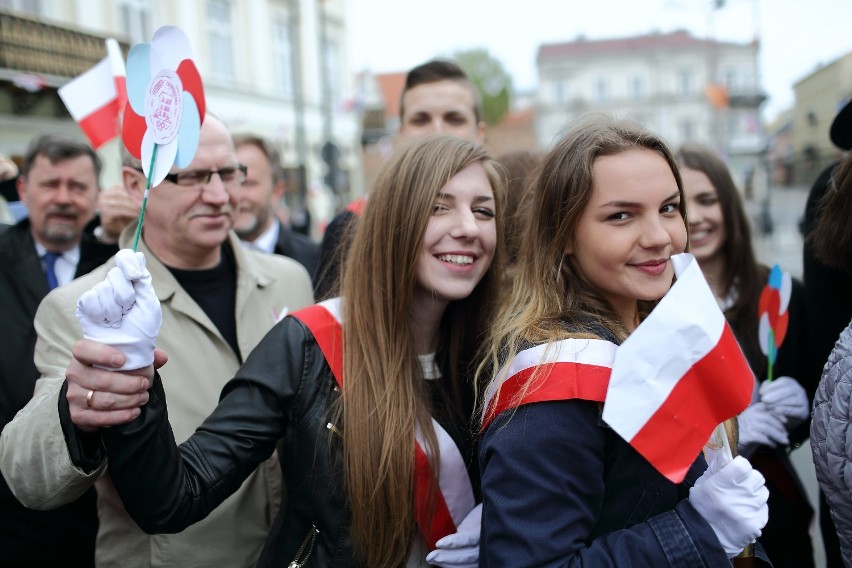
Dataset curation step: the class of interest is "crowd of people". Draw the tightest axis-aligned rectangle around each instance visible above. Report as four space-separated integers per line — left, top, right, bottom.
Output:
0 57 850 568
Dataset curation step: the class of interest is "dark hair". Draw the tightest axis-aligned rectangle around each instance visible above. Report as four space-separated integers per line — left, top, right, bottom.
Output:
676 144 767 372
232 133 284 184
21 134 102 180
497 149 543 266
400 59 483 124
809 153 852 272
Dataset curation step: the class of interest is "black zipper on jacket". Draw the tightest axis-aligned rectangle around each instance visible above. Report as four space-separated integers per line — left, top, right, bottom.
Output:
288 525 319 568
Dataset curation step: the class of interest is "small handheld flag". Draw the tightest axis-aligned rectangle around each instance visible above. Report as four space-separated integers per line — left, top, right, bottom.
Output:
603 253 754 483
758 265 792 382
58 38 127 150
121 26 206 251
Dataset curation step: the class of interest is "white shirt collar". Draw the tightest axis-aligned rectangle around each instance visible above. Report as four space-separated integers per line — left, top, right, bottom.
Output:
716 279 740 312
240 220 279 255
34 241 80 287
418 352 442 380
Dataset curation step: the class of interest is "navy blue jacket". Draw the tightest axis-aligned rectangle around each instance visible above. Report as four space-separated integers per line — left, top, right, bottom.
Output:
480 396 738 567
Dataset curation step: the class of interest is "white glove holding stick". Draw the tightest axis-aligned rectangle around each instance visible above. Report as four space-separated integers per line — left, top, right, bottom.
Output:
737 401 789 454
759 376 809 427
76 249 162 370
425 503 481 568
689 453 769 558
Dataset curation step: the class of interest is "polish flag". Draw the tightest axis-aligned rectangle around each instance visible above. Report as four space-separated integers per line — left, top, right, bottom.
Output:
58 39 125 150
105 38 127 113
602 253 753 483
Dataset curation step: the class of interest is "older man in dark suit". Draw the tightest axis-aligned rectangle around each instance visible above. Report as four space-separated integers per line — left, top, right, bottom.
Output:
0 133 117 567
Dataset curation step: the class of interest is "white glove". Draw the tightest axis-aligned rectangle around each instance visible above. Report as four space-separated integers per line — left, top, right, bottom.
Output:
689 455 769 558
760 376 809 427
425 503 481 568
76 249 162 370
737 402 789 454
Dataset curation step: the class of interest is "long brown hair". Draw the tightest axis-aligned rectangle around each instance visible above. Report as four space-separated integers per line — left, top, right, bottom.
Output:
480 115 685 411
339 134 505 566
676 144 767 373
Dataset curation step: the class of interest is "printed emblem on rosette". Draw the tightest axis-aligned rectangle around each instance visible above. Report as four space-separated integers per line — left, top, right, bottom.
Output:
121 26 206 186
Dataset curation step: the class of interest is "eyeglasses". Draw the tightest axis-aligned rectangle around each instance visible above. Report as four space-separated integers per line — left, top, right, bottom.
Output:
134 165 248 187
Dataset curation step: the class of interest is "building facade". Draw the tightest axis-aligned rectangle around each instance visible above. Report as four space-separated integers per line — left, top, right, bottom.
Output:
0 0 360 235
536 30 765 195
791 51 852 184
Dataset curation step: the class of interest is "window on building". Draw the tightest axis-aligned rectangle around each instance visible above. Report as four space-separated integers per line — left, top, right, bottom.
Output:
553 80 567 104
679 118 696 141
678 69 695 96
118 0 150 45
724 66 737 92
595 78 610 102
271 14 296 98
629 75 644 99
740 67 756 93
321 35 342 103
207 0 235 82
0 0 40 15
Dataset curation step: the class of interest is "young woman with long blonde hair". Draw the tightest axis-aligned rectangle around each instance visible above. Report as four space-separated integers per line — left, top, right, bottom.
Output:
58 134 505 567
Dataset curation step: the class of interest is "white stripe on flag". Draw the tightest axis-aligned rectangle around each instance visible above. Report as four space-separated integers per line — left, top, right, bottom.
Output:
105 38 126 77
603 253 725 440
58 58 117 121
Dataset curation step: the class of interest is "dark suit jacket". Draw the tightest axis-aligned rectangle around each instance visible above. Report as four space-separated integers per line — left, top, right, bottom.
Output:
274 220 319 282
0 216 116 567
313 209 357 300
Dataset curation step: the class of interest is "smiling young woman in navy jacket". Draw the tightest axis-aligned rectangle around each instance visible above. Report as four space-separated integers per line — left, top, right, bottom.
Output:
477 116 770 567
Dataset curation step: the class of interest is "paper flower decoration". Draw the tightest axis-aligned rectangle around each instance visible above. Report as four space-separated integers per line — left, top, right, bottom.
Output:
758 264 792 381
122 26 205 187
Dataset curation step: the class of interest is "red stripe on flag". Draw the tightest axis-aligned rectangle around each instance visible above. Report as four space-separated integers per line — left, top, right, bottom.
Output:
413 444 457 549
78 99 121 149
114 76 127 111
482 362 609 431
629 324 753 483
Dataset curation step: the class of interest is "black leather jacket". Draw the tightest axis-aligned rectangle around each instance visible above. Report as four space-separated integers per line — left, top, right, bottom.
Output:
69 314 476 567
104 315 356 566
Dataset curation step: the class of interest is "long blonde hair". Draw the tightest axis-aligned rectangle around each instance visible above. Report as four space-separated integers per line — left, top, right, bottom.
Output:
339 134 505 566
480 115 686 414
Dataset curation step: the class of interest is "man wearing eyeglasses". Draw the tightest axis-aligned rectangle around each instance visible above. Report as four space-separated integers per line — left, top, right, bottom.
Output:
0 114 314 568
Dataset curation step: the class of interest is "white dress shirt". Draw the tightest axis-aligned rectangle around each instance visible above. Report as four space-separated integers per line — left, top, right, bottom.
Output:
34 242 80 288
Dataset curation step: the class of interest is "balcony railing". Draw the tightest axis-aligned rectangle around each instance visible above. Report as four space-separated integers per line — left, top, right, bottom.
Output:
0 10 128 81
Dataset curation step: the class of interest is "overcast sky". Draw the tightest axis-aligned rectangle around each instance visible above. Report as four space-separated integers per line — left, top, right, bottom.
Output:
344 0 852 122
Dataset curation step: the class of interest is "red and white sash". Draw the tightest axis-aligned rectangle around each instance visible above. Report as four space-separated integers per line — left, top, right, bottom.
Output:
291 298 476 549
480 338 617 432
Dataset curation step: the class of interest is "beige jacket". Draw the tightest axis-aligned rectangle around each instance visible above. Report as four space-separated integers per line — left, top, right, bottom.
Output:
0 230 313 568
